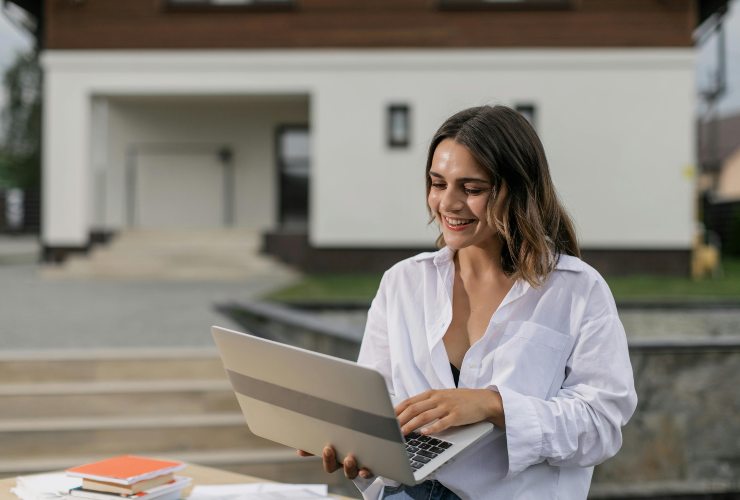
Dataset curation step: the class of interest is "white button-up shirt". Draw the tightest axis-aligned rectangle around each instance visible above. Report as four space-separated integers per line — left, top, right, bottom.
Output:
355 247 637 500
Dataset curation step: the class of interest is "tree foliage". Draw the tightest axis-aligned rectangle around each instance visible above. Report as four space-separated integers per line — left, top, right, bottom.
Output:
0 50 41 189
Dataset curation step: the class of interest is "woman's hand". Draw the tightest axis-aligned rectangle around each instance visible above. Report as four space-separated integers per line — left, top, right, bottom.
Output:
395 388 505 436
296 447 374 480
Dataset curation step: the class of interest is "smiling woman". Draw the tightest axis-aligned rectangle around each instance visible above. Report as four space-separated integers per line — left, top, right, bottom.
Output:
303 105 637 500
425 106 580 287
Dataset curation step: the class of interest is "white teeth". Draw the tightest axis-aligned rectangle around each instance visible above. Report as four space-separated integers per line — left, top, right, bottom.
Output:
445 217 474 226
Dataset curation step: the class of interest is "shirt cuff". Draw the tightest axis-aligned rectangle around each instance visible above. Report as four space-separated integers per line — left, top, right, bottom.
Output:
492 385 544 476
352 476 387 500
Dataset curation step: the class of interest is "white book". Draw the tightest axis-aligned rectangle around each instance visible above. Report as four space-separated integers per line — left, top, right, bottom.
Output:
67 476 191 500
12 472 82 500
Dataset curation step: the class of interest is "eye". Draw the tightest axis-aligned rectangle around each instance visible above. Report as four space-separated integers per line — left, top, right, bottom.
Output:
464 187 485 195
430 182 446 190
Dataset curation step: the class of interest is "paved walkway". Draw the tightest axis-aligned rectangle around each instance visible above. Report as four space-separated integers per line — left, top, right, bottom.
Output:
0 236 297 350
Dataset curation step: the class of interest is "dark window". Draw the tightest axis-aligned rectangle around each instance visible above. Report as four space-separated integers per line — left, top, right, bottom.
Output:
388 104 411 149
276 126 310 230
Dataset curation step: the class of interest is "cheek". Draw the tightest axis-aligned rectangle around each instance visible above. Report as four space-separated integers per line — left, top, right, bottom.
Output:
469 198 490 218
427 191 440 213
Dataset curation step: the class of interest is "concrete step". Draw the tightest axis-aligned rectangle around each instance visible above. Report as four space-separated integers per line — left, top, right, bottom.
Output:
85 252 278 267
42 253 297 281
108 230 263 247
0 413 277 459
0 349 226 384
91 242 264 257
46 260 293 281
40 229 298 282
0 380 238 418
0 349 358 493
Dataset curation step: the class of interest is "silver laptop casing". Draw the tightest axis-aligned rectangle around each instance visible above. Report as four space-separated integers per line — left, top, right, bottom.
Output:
212 326 495 485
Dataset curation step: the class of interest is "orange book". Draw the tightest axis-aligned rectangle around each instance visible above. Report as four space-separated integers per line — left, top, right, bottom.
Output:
66 456 185 485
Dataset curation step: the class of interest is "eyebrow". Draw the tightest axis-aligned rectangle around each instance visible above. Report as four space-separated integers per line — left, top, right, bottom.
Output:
429 171 490 184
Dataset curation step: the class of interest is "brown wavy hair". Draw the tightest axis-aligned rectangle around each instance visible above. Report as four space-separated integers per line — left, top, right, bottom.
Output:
426 105 580 287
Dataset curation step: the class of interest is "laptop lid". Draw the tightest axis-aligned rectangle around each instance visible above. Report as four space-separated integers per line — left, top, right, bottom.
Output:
211 325 494 485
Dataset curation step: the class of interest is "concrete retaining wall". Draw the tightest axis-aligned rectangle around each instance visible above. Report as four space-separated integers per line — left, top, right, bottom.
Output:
224 301 740 498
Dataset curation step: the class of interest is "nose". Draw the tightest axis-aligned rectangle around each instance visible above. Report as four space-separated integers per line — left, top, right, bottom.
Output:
440 186 465 212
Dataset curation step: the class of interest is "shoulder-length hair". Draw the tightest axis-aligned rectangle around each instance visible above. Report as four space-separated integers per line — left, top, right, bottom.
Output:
426 105 580 287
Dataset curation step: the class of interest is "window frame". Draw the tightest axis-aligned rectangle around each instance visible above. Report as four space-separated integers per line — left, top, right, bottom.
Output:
438 0 576 11
163 0 295 13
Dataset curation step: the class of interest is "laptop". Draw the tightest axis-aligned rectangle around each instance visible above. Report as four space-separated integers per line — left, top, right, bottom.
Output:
211 325 496 485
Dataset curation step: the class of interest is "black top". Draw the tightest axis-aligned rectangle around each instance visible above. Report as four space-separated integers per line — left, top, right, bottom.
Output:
450 363 460 387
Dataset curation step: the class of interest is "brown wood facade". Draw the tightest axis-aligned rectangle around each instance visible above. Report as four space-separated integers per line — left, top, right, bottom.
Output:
44 0 698 50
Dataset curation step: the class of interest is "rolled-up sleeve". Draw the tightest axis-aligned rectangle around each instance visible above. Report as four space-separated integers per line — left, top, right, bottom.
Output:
495 314 637 476
357 272 392 388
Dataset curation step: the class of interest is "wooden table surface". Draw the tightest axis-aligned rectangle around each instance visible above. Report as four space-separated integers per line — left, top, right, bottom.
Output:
0 463 355 500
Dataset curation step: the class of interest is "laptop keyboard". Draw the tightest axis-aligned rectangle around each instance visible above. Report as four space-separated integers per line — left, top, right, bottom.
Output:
404 432 453 471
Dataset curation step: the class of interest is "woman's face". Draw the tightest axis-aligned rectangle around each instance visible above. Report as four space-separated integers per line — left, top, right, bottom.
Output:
427 138 504 251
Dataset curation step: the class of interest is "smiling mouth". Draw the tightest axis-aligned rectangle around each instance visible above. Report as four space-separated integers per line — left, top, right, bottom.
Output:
443 216 476 231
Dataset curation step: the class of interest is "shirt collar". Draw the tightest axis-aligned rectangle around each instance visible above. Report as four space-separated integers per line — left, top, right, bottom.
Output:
432 246 455 267
412 246 453 265
553 254 583 273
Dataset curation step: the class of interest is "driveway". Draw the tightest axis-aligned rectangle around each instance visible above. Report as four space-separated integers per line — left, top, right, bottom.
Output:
0 236 295 350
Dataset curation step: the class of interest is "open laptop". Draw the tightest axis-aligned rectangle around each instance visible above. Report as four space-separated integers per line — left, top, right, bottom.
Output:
211 325 496 485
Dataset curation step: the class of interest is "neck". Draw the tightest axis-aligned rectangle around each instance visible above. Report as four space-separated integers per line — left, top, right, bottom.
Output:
454 238 508 280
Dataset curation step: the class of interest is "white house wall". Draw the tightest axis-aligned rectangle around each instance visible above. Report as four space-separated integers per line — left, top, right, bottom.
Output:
41 50 695 250
42 67 91 245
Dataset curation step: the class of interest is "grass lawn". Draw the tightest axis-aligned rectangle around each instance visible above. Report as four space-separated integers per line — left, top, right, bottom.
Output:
265 258 740 304
266 273 384 303
606 257 740 302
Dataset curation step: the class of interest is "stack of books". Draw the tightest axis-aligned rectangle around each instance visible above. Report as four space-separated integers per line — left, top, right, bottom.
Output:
65 456 191 500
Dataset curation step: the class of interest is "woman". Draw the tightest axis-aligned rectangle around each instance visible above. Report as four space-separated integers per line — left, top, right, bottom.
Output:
310 105 637 499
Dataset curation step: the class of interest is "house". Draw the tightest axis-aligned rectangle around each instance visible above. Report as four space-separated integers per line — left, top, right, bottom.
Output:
699 111 740 200
698 111 740 253
5 0 729 275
